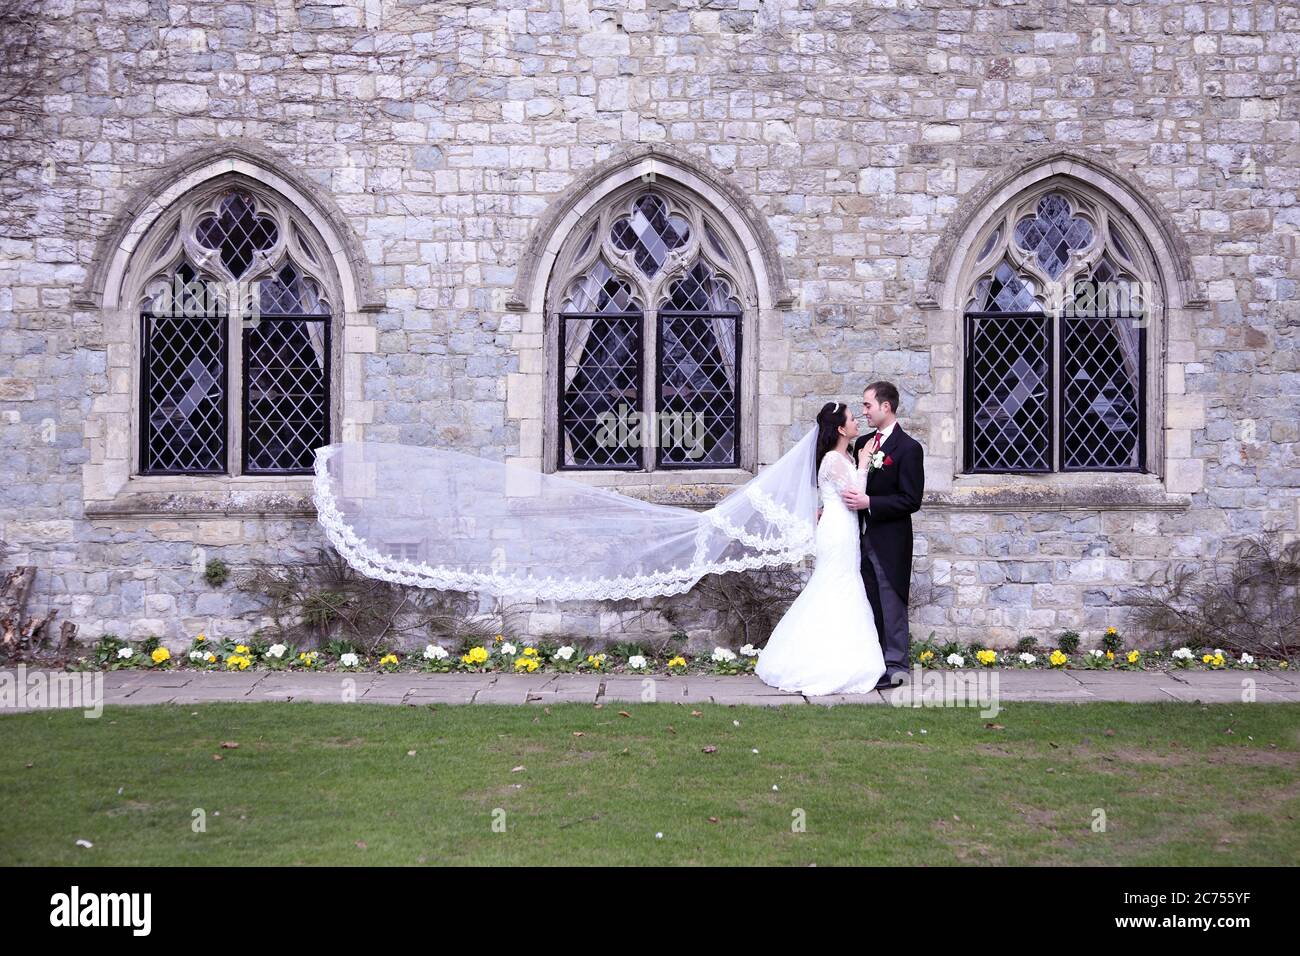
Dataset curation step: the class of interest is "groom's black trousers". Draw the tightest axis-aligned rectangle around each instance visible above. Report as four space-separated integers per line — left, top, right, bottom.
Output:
861 532 910 672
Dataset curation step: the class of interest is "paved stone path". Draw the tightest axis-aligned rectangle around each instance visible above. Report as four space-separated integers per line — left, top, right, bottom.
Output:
3 667 1298 712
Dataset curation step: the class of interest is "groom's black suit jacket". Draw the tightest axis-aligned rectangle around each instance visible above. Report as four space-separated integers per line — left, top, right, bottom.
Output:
851 424 924 604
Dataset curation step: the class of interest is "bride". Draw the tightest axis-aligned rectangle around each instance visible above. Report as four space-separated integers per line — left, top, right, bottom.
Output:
754 402 886 695
313 400 881 695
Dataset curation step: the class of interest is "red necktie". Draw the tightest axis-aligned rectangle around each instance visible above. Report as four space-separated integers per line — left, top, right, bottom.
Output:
873 432 882 453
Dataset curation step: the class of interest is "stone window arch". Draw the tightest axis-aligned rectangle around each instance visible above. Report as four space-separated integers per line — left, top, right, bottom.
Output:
124 176 342 476
545 181 757 473
957 179 1160 475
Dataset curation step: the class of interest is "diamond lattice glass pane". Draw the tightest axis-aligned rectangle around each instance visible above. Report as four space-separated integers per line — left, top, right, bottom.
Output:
259 263 329 315
1013 192 1093 279
610 193 690 277
1062 314 1142 470
662 260 740 312
703 219 730 263
976 226 1002 264
244 319 328 473
967 314 1051 471
561 315 641 468
142 305 226 474
195 191 278 279
1067 258 1147 320
969 261 1039 313
560 259 640 314
573 223 596 263
658 315 739 466
1109 223 1136 266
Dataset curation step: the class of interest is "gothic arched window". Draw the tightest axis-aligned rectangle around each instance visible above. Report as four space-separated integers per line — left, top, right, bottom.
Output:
963 186 1152 473
549 187 749 471
133 183 335 475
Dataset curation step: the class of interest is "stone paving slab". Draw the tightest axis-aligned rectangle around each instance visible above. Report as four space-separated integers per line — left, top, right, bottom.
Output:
1163 670 1296 687
2 669 1298 713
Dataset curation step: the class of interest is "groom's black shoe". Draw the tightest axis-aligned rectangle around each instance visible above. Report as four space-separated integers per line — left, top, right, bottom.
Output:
874 669 906 691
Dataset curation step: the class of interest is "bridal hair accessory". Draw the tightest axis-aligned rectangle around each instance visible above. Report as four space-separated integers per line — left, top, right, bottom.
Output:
312 427 822 602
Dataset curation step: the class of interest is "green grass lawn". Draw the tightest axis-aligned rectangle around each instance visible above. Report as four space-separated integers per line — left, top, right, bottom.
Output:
2 701 1297 865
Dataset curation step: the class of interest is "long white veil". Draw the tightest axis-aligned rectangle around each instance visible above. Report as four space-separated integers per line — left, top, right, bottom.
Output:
311 427 819 602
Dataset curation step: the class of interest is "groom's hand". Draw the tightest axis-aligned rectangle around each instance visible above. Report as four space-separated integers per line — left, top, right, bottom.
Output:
841 489 870 511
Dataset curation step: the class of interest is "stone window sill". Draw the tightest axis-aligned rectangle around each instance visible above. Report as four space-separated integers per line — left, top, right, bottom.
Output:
84 476 317 519
550 468 756 509
82 471 1188 519
930 472 1189 512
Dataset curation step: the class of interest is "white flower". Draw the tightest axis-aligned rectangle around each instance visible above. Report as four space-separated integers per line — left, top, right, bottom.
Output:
871 450 885 469
117 647 134 659
1018 652 1036 664
945 653 964 667
1090 649 1104 658
423 643 448 660
627 655 647 670
189 650 205 661
1172 647 1194 660
711 647 737 663
1241 653 1254 665
555 645 575 661
339 652 359 667
739 643 758 657
266 643 287 659
499 641 517 656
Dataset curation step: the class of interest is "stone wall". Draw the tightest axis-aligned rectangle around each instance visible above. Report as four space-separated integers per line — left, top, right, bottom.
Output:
0 0 1297 650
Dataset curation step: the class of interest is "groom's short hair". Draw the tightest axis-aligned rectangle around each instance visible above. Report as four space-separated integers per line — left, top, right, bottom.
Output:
864 381 900 416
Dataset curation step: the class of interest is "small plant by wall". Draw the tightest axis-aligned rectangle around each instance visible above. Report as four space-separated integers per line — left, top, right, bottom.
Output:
203 558 229 588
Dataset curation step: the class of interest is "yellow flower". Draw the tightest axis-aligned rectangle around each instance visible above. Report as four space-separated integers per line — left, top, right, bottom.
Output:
378 653 398 666
1282 661 1289 669
225 654 251 670
461 646 489 665
1105 650 1114 660
204 652 216 663
1106 626 1117 635
667 655 686 669
195 633 206 643
523 647 539 657
1127 650 1140 664
919 649 935 663
514 656 539 672
151 647 171 663
586 653 605 669
1202 654 1213 664
1049 649 1068 668
976 649 997 666
236 645 250 654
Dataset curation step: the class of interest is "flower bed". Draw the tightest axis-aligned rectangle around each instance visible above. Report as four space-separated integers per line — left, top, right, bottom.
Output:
44 627 1295 677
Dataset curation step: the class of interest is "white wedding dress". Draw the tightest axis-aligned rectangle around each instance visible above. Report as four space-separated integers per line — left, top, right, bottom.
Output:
755 450 887 695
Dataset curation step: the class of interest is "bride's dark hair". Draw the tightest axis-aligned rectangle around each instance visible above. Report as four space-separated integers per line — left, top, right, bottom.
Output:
814 401 849 484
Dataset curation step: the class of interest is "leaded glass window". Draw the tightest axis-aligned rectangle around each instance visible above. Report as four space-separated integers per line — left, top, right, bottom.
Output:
964 186 1151 474
133 182 336 476
550 187 750 472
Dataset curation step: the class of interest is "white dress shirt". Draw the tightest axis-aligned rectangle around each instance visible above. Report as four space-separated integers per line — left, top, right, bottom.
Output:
863 420 896 516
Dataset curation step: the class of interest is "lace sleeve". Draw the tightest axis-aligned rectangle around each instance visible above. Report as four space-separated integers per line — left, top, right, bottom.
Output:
817 452 853 494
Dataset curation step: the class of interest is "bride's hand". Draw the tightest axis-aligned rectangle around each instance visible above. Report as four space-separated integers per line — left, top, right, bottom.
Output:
841 489 870 511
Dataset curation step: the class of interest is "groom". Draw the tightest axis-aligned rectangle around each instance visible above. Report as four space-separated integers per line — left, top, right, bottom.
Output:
841 381 925 690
